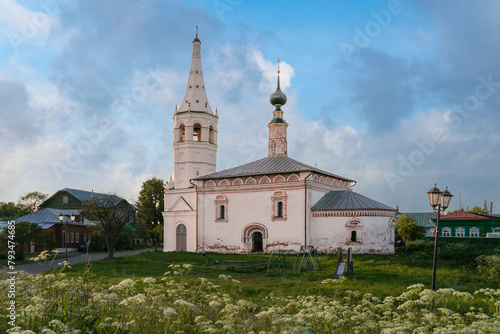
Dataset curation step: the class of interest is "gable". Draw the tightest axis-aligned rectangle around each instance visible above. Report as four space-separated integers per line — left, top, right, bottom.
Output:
169 196 194 211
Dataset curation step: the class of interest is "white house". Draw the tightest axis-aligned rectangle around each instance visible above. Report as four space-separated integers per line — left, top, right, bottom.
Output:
163 31 396 254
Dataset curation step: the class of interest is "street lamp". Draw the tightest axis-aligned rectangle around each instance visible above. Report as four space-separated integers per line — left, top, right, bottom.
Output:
152 221 158 252
58 214 68 261
427 184 453 293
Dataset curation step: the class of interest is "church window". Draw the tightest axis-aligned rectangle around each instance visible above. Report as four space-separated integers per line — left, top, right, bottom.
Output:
196 85 199 88
456 227 465 237
272 190 287 221
176 224 187 251
209 126 215 144
276 201 284 217
470 227 479 238
218 205 225 219
215 194 228 223
179 124 186 142
346 218 362 244
193 123 201 141
442 227 451 237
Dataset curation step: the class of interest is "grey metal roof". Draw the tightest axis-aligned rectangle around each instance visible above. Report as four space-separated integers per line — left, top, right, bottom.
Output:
62 188 125 205
311 190 395 211
195 156 354 181
9 208 91 227
396 212 436 228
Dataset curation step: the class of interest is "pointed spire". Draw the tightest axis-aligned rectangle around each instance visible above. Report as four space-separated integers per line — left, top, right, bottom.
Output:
177 27 213 114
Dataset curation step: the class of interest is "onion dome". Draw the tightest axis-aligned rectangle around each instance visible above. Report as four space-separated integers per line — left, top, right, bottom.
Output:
270 76 287 107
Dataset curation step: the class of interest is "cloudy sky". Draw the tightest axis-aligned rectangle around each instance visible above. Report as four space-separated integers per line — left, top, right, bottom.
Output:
0 0 499 212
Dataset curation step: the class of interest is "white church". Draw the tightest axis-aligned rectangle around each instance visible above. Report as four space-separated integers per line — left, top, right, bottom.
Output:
163 31 397 254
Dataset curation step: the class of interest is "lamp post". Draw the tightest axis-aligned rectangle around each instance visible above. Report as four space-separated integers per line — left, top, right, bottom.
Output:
427 184 453 294
58 214 68 261
152 221 158 252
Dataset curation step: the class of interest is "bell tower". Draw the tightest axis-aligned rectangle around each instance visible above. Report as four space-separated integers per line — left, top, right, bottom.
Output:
172 27 218 188
268 59 288 157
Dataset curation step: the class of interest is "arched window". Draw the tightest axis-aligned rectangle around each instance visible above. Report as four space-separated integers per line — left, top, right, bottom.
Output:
215 194 228 223
193 123 201 141
176 224 187 251
179 124 186 142
350 230 357 242
272 190 287 221
218 204 225 219
209 126 214 144
276 201 283 218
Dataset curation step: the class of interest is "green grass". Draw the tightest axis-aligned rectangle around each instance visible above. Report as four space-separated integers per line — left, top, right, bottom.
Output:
61 247 497 301
3 245 499 333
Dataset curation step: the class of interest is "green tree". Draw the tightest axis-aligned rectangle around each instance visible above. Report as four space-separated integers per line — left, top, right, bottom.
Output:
136 177 165 242
18 191 49 213
0 221 42 259
446 206 489 215
395 214 425 242
0 202 30 220
81 194 136 258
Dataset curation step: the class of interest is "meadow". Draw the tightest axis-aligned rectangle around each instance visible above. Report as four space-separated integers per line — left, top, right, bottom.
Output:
1 245 499 333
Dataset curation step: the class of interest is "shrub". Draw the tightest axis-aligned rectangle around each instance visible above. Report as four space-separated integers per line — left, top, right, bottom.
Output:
477 254 500 281
115 231 133 250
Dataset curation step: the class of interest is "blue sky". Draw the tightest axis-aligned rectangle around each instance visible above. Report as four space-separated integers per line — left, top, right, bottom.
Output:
0 0 499 212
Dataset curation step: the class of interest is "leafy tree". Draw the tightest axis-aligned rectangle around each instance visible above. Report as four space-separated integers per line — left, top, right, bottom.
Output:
395 214 425 242
0 221 42 259
81 194 136 258
0 202 30 220
18 191 49 213
446 206 489 215
136 177 164 241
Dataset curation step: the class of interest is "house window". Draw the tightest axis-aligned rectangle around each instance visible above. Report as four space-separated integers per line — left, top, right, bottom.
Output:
215 194 228 223
493 227 500 233
75 233 79 243
63 196 68 204
456 227 465 237
442 227 451 237
271 190 287 221
70 233 74 243
470 228 480 238
83 233 87 242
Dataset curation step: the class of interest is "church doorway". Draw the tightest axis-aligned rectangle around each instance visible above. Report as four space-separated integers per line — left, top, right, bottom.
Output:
176 224 187 251
242 223 268 253
252 232 263 252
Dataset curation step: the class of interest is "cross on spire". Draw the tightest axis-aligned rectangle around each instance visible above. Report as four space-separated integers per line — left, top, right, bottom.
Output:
277 58 280 74
196 25 199 38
